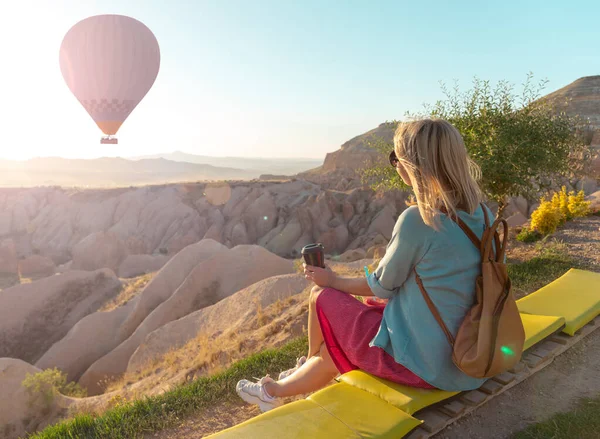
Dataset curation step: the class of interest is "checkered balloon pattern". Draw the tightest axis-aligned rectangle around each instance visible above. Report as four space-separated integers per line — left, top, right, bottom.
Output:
79 98 136 119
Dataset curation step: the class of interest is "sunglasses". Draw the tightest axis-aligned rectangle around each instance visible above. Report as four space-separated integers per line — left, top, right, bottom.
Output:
389 150 400 168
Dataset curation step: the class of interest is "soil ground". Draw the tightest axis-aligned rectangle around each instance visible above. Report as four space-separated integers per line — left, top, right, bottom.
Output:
434 327 600 439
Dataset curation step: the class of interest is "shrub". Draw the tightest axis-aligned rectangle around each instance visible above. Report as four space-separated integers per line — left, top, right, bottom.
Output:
549 185 590 222
516 228 543 243
550 187 571 224
22 368 87 411
529 186 591 236
530 198 562 235
568 189 591 217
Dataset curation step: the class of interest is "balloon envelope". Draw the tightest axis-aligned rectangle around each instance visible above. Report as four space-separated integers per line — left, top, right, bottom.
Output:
59 15 160 137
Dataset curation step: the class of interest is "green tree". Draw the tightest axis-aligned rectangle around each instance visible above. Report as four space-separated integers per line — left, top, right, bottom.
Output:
360 73 593 215
359 121 410 193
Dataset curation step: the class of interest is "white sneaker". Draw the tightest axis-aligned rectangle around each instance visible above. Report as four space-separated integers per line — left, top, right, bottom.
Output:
278 356 307 380
236 374 282 413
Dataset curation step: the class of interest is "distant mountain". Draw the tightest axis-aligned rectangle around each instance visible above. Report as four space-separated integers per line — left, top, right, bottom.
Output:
541 75 600 174
542 75 600 130
128 151 323 175
541 75 600 148
297 122 396 191
0 156 262 188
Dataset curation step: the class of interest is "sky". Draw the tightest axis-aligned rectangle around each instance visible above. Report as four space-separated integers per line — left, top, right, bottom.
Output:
0 0 599 161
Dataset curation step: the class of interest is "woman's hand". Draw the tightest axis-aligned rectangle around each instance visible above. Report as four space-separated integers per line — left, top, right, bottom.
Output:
303 263 337 288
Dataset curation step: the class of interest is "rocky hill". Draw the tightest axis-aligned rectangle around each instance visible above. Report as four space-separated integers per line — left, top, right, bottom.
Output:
543 75 600 130
541 75 600 174
0 180 402 280
0 234 375 438
298 122 396 191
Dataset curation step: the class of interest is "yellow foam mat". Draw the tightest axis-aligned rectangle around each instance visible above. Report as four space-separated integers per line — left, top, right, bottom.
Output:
204 399 360 438
308 382 422 438
338 370 457 415
521 313 565 351
517 268 600 336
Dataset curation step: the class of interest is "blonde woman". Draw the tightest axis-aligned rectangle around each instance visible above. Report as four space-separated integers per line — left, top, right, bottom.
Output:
236 119 492 412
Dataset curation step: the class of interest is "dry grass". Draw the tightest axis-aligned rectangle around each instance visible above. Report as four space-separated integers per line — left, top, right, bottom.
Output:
253 297 267 327
293 258 304 273
104 328 235 395
100 273 155 312
274 298 283 314
104 286 312 396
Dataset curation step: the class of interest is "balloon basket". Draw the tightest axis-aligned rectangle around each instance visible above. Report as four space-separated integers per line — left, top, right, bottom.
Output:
101 136 118 145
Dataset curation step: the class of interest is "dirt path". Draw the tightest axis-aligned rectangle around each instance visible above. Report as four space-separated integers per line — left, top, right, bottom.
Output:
549 215 600 271
434 326 600 439
508 216 600 272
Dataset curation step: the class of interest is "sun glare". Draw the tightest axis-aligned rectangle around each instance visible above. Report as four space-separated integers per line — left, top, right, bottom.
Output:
0 3 96 159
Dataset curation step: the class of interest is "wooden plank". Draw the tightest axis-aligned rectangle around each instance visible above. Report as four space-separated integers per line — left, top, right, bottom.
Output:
538 340 564 354
418 410 451 433
550 332 572 344
493 372 516 385
522 353 545 368
530 347 553 361
508 362 525 374
479 379 503 395
548 334 569 345
439 400 466 417
404 427 429 439
580 321 598 337
460 390 488 406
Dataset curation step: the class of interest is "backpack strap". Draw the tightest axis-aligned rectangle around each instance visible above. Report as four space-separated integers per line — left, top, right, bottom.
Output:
419 202 494 349
481 202 490 227
483 218 508 263
414 268 455 348
440 203 486 253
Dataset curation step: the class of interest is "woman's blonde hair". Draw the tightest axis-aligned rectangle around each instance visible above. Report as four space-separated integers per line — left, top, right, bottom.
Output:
394 118 482 230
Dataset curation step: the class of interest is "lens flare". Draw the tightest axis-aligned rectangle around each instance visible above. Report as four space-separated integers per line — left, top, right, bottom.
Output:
204 182 231 206
501 346 515 356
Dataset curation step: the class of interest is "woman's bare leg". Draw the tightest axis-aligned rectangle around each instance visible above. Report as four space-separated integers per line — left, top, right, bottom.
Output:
265 342 338 398
307 285 326 359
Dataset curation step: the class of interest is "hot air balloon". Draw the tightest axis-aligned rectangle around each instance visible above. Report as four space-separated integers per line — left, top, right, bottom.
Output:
59 15 160 144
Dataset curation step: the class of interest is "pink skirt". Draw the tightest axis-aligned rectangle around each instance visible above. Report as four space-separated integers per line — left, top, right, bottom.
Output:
316 287 436 389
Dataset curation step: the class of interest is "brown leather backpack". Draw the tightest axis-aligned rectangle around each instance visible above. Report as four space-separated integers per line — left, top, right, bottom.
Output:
414 203 525 379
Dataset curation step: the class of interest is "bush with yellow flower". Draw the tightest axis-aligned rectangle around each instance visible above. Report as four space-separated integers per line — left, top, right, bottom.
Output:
517 186 591 242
